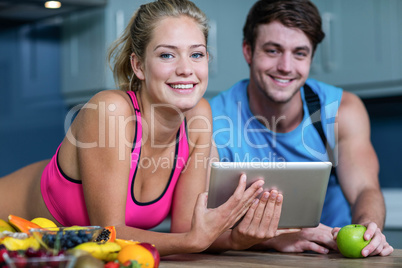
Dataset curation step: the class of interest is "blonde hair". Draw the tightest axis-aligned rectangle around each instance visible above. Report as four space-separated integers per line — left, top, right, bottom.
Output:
107 0 209 92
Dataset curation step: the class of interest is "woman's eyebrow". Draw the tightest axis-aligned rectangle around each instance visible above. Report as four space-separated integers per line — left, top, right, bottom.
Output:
154 44 206 51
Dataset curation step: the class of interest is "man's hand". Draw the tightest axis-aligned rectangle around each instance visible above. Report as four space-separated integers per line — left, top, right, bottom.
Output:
332 222 394 257
259 223 337 254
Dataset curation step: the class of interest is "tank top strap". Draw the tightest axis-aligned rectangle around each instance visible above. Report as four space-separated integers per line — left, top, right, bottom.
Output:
177 118 189 166
127 90 141 112
126 91 142 154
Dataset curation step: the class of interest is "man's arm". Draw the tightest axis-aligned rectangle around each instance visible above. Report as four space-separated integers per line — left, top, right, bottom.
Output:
335 92 383 227
335 91 393 256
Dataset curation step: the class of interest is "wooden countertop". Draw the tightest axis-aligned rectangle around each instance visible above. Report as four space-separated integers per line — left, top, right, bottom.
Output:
160 249 402 267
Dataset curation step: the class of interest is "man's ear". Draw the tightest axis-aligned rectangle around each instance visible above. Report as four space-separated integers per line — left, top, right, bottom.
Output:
130 53 145 80
242 41 252 65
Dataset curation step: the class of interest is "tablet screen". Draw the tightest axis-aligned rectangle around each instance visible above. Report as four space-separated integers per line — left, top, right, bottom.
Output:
207 162 332 228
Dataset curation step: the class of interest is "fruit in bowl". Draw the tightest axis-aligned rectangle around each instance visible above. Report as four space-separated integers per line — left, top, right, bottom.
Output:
29 226 102 251
116 242 160 268
3 248 76 268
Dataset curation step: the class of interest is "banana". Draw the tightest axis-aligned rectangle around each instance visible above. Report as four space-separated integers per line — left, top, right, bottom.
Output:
0 219 16 233
0 236 40 251
73 242 121 262
30 217 58 228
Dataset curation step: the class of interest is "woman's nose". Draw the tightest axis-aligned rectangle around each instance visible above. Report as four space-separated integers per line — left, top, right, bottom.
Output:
176 57 193 76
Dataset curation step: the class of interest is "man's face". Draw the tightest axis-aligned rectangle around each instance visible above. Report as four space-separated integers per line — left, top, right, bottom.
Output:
243 21 312 104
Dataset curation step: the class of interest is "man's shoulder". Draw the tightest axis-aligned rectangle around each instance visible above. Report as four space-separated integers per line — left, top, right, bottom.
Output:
305 78 342 92
305 78 343 103
209 79 249 113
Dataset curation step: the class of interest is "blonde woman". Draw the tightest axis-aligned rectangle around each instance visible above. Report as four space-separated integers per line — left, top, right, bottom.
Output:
0 0 284 255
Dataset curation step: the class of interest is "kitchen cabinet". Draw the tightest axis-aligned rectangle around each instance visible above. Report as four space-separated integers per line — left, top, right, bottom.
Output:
310 0 402 98
191 0 255 98
61 0 145 105
0 20 65 128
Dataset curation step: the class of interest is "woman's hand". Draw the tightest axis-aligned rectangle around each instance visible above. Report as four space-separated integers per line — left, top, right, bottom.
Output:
229 189 285 250
188 174 264 252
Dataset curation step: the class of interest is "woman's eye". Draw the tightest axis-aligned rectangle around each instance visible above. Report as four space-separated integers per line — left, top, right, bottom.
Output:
191 52 204 59
160 53 173 59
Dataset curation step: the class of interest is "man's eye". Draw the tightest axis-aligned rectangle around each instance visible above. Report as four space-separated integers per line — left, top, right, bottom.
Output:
295 52 308 59
266 49 279 55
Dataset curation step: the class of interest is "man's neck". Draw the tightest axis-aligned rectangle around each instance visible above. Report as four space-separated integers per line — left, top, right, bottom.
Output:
247 86 304 133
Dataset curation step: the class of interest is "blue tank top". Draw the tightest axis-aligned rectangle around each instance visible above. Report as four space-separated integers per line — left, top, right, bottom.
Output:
209 78 351 227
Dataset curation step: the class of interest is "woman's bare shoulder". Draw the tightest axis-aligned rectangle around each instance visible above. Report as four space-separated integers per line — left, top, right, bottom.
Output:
87 90 134 116
68 90 136 144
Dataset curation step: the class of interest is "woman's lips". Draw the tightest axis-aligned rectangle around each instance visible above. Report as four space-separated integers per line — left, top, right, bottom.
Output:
169 83 196 94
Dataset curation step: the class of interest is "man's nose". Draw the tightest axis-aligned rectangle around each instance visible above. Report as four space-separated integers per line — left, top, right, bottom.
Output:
277 53 292 74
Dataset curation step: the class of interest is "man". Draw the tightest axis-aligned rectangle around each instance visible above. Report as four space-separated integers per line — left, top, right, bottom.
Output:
209 0 393 257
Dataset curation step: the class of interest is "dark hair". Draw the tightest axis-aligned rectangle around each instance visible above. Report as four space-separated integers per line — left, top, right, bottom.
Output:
243 0 325 55
107 0 209 91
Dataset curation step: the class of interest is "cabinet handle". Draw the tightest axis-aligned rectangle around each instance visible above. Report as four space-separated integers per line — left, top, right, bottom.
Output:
321 12 334 72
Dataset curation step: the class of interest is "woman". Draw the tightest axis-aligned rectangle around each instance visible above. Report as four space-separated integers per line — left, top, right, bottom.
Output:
0 0 284 255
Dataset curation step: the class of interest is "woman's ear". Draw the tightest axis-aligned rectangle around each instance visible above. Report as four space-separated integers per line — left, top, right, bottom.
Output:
242 41 252 65
130 53 145 80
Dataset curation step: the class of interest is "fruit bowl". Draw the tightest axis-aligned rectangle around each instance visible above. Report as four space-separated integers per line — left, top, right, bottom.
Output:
29 226 102 251
3 249 76 268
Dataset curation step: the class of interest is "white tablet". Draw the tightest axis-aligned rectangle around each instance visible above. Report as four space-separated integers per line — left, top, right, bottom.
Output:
207 162 332 228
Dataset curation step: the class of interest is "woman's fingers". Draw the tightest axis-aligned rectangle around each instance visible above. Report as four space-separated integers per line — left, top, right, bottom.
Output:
224 175 264 212
261 191 282 237
242 177 266 203
236 189 284 240
252 190 282 238
238 198 259 228
246 191 270 233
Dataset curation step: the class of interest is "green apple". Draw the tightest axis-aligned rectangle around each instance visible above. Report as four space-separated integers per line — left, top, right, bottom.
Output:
336 224 371 258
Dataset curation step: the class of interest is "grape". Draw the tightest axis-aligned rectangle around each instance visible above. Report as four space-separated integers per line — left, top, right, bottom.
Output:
5 248 74 268
41 229 95 250
7 250 21 258
25 248 38 258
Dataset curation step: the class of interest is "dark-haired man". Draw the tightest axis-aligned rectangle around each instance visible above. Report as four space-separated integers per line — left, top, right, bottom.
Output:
210 0 393 257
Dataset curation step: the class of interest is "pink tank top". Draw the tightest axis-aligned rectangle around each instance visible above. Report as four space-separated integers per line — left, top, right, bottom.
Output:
41 91 189 229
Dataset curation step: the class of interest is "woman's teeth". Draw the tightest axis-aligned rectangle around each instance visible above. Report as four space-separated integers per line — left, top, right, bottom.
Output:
171 84 194 89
